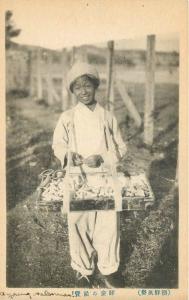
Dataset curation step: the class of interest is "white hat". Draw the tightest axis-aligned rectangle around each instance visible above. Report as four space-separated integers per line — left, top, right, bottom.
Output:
66 62 100 92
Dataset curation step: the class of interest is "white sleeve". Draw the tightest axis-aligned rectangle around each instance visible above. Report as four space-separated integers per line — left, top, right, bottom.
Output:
52 114 69 166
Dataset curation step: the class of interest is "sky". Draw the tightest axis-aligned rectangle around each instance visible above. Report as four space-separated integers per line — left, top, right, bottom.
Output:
7 4 179 52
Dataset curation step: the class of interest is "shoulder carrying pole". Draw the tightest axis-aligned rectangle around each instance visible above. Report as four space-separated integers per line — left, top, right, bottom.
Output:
61 114 73 214
104 110 122 211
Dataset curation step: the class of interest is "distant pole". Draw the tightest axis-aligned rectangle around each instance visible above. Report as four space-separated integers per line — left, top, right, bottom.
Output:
80 47 87 62
61 49 70 111
36 48 42 100
75 46 87 62
106 40 114 112
28 50 34 98
47 51 53 105
71 47 76 65
70 47 76 106
144 35 156 146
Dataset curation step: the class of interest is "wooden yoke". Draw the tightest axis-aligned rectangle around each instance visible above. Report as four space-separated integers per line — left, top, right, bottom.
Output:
62 109 87 214
61 120 72 214
104 110 122 211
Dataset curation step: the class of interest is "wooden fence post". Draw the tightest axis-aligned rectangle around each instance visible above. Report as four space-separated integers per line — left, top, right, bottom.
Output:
61 49 70 111
36 48 42 100
144 35 156 146
46 51 54 105
71 47 76 65
70 47 77 106
106 40 114 112
75 46 87 62
28 50 34 97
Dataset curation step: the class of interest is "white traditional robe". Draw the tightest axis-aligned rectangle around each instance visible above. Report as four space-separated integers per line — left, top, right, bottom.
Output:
52 102 126 276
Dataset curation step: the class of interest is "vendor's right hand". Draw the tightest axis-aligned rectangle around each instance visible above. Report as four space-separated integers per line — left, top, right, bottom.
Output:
70 152 83 166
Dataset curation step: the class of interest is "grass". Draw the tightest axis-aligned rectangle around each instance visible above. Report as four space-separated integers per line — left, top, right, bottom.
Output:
6 82 178 288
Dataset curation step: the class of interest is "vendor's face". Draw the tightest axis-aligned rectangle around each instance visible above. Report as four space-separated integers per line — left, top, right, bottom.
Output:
72 75 96 105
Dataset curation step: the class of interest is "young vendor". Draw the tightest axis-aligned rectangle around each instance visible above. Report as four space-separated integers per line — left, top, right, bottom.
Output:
52 62 127 288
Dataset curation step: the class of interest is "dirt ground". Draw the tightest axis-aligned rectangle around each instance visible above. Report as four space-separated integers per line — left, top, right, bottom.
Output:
6 82 178 288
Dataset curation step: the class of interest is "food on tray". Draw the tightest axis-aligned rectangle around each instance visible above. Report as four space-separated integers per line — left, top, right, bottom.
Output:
40 172 152 202
41 178 65 202
121 175 151 198
55 171 65 178
73 184 114 200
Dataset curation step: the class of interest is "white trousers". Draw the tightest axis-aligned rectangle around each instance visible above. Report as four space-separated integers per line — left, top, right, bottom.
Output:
68 211 120 276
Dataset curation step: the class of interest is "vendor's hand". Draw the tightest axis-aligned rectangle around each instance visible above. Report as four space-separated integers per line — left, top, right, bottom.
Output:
116 162 131 177
69 152 83 166
84 155 104 168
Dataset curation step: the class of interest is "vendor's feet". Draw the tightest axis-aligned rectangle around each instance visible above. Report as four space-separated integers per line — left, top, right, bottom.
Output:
104 271 125 288
75 271 93 288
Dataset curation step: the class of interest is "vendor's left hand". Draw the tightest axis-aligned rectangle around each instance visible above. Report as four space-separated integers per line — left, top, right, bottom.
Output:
84 155 104 168
116 162 131 177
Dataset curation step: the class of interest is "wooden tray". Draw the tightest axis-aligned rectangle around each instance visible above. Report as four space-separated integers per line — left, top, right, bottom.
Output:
37 195 154 212
37 174 154 212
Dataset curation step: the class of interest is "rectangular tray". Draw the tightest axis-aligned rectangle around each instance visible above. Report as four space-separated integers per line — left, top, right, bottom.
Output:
37 174 154 212
38 196 154 212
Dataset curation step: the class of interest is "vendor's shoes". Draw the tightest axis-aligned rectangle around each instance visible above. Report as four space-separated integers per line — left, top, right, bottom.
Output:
104 271 125 288
76 271 93 288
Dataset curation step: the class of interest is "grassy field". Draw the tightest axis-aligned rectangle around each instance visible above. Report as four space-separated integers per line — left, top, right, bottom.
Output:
6 81 178 288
